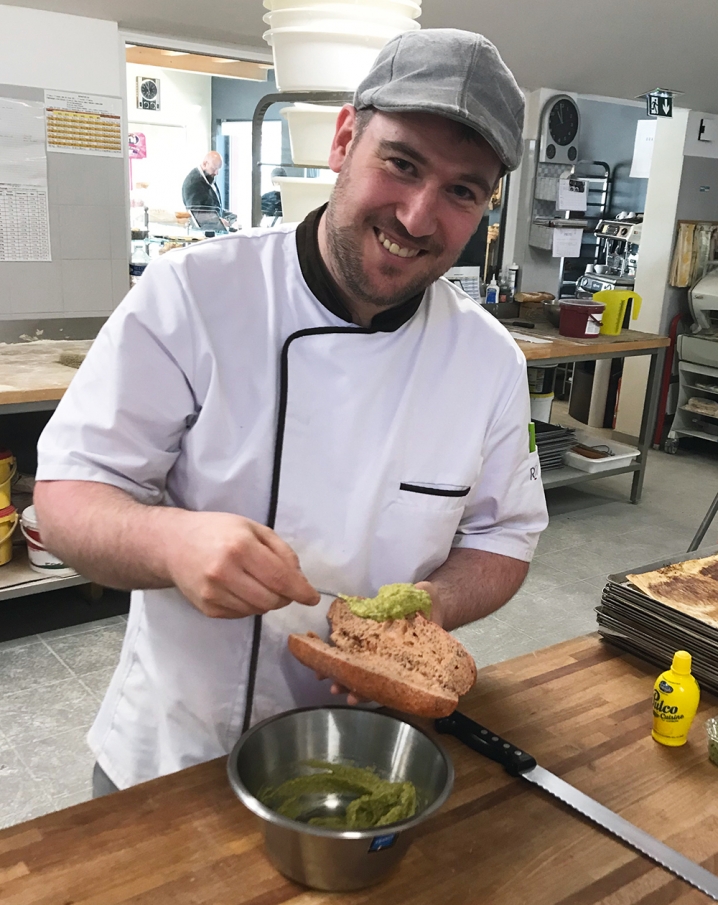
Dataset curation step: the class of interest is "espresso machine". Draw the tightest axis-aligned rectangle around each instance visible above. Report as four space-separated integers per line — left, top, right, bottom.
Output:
576 216 642 298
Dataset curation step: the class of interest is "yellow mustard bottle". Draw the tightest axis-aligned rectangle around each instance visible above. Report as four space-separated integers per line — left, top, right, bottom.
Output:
652 650 700 746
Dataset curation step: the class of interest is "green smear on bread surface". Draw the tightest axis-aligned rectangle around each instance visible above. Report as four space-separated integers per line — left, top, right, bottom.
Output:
342 583 431 621
260 760 418 829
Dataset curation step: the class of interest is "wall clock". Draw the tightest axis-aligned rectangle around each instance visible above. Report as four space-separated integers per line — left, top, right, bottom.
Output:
136 77 160 111
539 95 580 164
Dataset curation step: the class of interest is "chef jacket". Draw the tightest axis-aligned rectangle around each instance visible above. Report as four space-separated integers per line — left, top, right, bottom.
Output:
36 215 548 789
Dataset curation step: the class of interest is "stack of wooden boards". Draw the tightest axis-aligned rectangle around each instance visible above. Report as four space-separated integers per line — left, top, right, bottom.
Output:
597 547 718 694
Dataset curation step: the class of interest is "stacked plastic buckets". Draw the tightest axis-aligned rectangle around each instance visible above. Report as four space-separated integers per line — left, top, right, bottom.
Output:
263 0 421 220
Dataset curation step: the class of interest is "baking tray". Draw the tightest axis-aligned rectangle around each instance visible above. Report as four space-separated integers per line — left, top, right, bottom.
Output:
597 545 718 689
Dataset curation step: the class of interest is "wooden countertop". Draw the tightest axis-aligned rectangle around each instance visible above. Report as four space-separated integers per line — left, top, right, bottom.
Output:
512 324 670 362
0 340 92 406
2 634 717 904
0 328 670 407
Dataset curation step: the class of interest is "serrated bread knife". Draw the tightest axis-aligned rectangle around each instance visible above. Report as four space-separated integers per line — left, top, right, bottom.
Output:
435 711 718 900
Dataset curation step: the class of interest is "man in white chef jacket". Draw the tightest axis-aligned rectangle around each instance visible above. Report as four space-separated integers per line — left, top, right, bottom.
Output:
34 29 548 794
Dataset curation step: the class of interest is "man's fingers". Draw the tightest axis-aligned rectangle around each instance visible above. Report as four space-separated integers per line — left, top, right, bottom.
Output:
330 682 369 705
244 531 319 606
415 580 443 626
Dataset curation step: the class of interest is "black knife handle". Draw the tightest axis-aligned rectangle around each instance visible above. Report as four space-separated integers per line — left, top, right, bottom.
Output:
435 711 537 777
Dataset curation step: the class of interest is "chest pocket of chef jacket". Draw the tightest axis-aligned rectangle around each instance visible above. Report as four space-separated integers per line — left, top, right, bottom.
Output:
372 463 481 583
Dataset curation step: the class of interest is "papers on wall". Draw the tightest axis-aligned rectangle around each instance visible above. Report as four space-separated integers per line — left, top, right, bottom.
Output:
630 120 656 179
552 227 583 258
557 177 587 212
45 91 122 157
0 96 51 261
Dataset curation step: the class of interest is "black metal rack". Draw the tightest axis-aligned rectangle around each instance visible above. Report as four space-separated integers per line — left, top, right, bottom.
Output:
250 91 353 227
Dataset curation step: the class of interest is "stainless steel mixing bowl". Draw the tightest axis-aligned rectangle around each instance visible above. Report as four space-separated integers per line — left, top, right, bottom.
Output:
227 706 453 891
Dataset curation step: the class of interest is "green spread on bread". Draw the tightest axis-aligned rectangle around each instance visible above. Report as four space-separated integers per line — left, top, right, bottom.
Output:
260 760 417 828
342 583 431 621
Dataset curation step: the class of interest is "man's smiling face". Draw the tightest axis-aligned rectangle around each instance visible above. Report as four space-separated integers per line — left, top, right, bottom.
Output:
319 107 503 317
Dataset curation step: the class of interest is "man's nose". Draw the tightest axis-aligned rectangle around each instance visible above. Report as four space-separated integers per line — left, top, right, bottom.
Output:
395 183 439 240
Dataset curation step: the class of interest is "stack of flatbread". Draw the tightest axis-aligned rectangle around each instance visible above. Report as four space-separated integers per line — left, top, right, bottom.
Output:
596 549 718 694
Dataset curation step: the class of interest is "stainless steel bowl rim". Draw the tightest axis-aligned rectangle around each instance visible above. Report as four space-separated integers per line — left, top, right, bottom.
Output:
227 705 454 839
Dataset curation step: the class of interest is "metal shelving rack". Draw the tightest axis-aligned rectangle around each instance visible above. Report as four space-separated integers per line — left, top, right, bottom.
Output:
251 91 353 228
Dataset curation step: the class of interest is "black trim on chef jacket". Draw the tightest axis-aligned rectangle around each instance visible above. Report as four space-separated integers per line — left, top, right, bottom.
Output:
241 207 426 732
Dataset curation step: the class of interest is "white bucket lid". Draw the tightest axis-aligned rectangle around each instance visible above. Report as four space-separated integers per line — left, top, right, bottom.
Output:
264 5 420 26
263 21 417 41
21 504 38 528
273 174 338 185
280 103 343 116
264 0 421 10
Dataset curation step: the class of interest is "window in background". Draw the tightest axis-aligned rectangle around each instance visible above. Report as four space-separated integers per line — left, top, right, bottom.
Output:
221 120 282 230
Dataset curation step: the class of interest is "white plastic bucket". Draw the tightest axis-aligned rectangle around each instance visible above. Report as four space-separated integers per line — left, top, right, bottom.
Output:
273 175 336 222
20 504 77 576
264 5 421 29
281 103 342 166
264 0 421 17
264 24 415 91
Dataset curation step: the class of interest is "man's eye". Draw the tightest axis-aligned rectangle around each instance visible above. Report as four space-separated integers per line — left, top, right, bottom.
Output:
391 158 414 174
452 185 476 202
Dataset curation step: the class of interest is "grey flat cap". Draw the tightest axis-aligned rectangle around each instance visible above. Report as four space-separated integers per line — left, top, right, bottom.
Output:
354 29 525 171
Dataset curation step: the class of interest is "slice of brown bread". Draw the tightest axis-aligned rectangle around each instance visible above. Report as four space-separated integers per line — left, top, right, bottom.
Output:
328 600 476 695
287 599 476 718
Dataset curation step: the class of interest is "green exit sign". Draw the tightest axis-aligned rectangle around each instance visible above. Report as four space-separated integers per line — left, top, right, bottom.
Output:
647 93 672 117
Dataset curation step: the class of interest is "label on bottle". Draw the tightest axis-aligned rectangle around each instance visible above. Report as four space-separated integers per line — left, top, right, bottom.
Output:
659 680 673 693
129 263 147 278
653 688 682 723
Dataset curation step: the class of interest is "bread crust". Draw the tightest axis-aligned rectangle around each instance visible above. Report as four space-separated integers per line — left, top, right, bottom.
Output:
288 633 459 718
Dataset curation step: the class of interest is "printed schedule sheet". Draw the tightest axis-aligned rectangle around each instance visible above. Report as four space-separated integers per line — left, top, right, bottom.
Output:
0 96 51 262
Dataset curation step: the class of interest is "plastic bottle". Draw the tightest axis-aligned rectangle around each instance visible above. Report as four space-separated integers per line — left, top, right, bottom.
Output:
485 276 499 307
652 651 700 746
508 262 519 301
498 269 510 304
129 243 150 287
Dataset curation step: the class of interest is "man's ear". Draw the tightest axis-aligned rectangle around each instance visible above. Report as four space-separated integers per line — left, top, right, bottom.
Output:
327 105 358 173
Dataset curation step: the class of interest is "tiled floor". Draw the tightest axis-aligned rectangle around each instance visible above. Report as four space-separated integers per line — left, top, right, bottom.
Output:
0 616 127 826
1 441 717 828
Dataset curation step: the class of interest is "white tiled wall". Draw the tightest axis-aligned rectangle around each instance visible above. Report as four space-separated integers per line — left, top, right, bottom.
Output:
0 7 129 322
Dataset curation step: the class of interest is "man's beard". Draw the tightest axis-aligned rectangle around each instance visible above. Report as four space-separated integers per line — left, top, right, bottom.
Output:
324 173 451 311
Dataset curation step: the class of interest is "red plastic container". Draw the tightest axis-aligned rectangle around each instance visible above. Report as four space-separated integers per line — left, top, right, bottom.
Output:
559 299 605 338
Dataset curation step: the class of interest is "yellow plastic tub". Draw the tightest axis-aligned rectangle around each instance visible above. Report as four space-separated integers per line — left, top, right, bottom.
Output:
0 448 16 509
0 504 18 566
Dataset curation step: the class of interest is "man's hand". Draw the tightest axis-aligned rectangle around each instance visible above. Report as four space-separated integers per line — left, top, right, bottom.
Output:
33 481 320 619
165 512 320 619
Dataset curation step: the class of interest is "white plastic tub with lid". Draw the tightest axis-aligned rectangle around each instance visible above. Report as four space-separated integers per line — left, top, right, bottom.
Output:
281 103 342 167
273 175 337 223
264 0 421 17
264 21 418 92
20 504 77 576
264 5 421 29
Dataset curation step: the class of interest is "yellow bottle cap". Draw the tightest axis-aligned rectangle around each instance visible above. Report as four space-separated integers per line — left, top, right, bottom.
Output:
671 650 692 675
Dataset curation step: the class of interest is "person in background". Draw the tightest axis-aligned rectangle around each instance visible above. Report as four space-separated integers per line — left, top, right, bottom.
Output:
34 29 547 797
261 167 285 225
182 151 224 213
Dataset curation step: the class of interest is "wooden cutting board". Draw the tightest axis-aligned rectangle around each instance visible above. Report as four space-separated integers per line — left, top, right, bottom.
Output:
1 634 717 904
